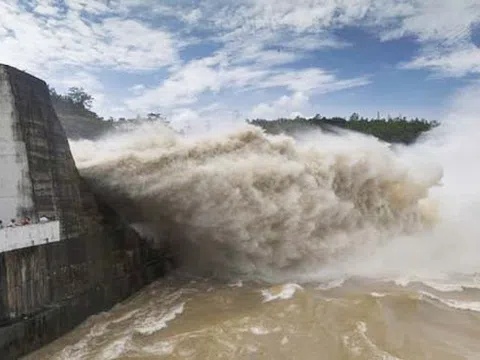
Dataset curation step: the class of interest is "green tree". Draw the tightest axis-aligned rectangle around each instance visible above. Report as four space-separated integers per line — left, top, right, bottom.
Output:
67 87 93 109
349 112 360 121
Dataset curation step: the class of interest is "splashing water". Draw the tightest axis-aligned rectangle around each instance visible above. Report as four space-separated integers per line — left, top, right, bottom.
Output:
70 122 441 281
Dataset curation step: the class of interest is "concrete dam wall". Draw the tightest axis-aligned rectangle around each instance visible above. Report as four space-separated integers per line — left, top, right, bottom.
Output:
0 65 168 359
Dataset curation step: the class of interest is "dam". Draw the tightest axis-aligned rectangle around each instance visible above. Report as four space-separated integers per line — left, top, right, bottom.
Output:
0 64 168 359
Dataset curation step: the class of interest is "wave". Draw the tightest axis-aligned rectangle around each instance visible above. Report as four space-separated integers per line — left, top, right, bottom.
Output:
420 291 480 313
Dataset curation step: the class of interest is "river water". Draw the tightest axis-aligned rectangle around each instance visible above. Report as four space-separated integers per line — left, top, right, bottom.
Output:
26 273 480 359
25 117 480 359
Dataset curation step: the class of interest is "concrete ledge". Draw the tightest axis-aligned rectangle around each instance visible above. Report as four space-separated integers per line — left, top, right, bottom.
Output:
0 222 60 253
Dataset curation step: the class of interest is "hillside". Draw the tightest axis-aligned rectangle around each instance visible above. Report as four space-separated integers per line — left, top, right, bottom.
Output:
248 114 438 144
49 87 114 140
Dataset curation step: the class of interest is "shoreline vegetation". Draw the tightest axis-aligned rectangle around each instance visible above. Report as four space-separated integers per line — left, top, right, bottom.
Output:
50 87 438 144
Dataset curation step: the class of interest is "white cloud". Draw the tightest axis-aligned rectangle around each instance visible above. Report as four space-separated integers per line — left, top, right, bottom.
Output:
259 68 370 93
129 84 146 95
206 0 480 77
371 0 480 76
206 1 355 67
217 0 477 45
0 1 179 76
63 0 115 15
144 0 480 78
1 0 479 120
401 44 480 77
183 8 203 24
126 58 368 114
250 92 310 119
376 0 479 44
210 0 364 33
125 55 270 112
34 0 60 16
231 44 300 67
281 33 350 51
92 18 177 69
3 0 479 78
54 71 103 93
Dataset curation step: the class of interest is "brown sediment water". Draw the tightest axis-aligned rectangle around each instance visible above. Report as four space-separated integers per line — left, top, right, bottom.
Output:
26 274 480 360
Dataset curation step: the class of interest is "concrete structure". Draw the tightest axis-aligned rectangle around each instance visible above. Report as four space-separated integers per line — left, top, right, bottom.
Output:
0 67 34 224
0 65 168 359
0 221 60 253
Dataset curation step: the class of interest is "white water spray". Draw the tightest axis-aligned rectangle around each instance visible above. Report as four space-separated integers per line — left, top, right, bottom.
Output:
70 119 442 280
317 82 480 284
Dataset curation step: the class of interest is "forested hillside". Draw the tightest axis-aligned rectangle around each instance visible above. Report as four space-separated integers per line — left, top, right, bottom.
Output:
248 114 438 144
49 87 114 139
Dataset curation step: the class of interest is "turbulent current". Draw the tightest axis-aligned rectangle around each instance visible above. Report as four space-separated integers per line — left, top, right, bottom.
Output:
26 101 480 359
68 124 440 280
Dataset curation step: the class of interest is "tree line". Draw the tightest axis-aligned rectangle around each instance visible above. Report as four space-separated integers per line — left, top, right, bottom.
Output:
48 86 114 139
48 87 439 144
248 113 439 144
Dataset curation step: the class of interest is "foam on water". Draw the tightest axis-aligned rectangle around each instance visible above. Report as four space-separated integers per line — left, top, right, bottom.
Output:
261 283 303 302
249 326 270 335
57 322 109 360
370 292 387 298
142 341 175 356
135 302 185 335
228 280 244 287
99 336 132 360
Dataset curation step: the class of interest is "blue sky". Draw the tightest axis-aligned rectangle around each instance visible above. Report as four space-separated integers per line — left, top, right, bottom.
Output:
1 0 479 126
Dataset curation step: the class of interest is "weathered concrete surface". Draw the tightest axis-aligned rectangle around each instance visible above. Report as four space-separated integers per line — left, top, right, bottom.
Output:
0 65 168 359
0 66 34 223
0 222 60 253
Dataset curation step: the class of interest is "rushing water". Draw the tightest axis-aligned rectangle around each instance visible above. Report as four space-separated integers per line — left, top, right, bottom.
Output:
25 273 480 360
25 97 480 359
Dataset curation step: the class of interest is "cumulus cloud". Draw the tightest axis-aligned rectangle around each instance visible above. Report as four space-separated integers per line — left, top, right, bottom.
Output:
125 55 269 112
125 60 368 114
250 92 311 119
